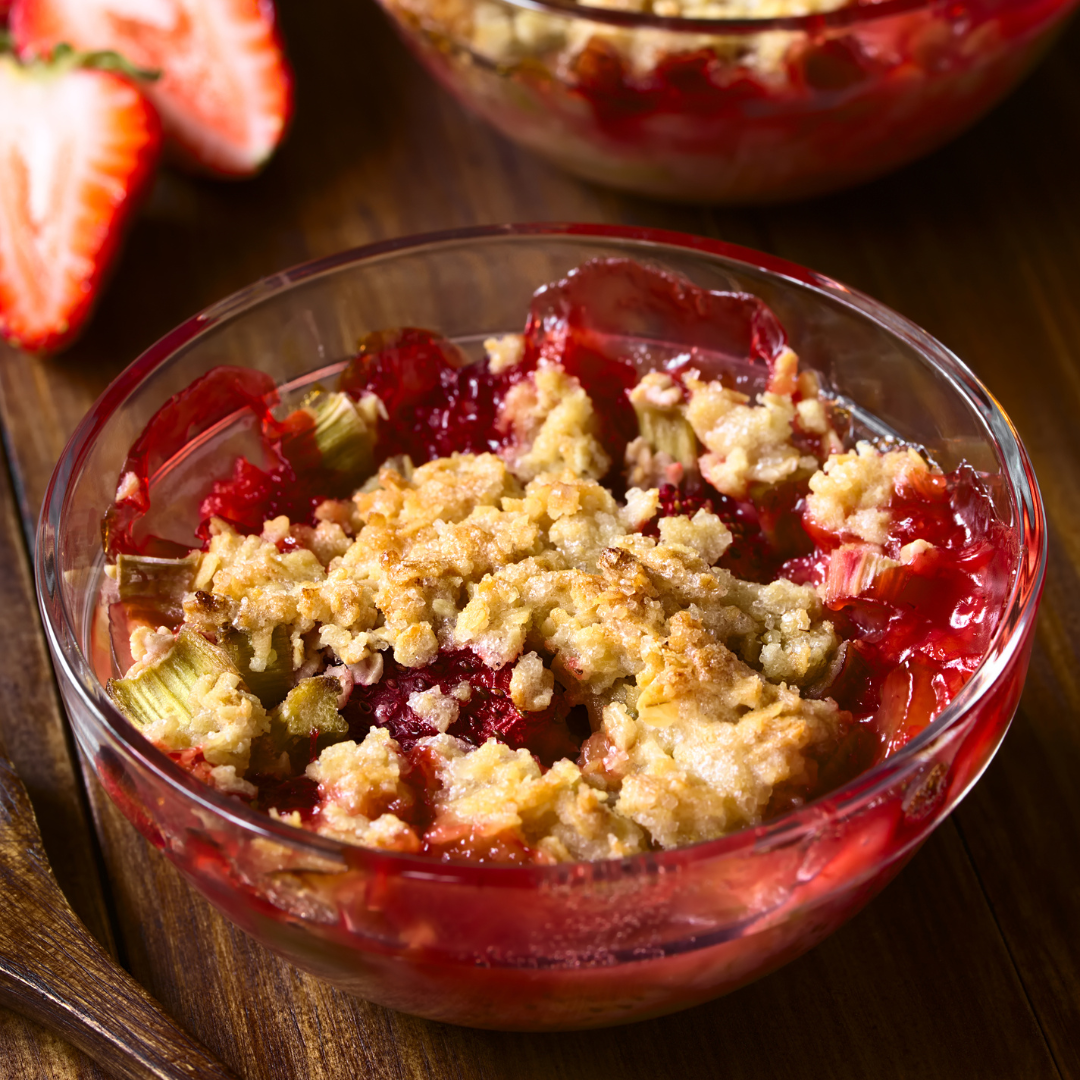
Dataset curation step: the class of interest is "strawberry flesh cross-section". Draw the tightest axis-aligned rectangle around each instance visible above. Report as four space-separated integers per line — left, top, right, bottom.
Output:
11 0 293 176
0 45 161 351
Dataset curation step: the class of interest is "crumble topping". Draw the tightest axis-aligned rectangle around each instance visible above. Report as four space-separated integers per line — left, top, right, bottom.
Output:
408 684 463 731
806 441 934 546
146 668 269 773
421 734 647 862
509 652 556 711
304 731 421 851
684 371 820 498
106 261 1004 866
392 0 850 97
112 350 853 855
500 365 611 482
484 333 526 374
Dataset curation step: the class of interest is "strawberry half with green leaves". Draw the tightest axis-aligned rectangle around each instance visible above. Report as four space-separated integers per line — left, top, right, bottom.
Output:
0 40 160 352
12 0 293 177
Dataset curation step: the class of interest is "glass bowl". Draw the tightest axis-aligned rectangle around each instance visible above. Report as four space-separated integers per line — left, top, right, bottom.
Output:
376 0 1076 202
36 223 1045 1030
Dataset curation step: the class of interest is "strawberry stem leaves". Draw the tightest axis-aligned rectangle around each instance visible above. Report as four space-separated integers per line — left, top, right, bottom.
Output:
10 39 160 81
61 44 162 82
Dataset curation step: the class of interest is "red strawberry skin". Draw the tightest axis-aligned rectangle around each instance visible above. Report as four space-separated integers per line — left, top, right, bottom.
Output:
12 0 294 178
0 56 161 352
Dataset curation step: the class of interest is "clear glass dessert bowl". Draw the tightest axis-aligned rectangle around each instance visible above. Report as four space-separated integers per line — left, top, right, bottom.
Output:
36 224 1045 1030
377 0 1076 202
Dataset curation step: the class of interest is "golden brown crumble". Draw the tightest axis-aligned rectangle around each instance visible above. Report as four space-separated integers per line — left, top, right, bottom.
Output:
112 346 943 861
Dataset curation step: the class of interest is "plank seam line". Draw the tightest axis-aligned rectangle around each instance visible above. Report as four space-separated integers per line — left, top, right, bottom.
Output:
953 815 1065 1079
0 412 34 560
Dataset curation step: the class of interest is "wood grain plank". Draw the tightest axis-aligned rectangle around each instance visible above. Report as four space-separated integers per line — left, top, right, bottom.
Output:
0 395 119 1073
0 433 114 951
0 1010 113 1080
0 0 1075 1075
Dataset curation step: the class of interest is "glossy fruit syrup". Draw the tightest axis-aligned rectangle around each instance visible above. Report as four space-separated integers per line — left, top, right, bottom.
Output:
798 463 1013 769
104 257 1014 837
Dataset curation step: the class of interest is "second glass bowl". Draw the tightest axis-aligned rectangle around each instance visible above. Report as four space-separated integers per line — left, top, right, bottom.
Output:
378 0 1076 202
36 224 1045 1029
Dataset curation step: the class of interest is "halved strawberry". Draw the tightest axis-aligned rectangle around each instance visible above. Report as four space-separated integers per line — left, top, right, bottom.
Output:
11 0 293 177
0 45 160 351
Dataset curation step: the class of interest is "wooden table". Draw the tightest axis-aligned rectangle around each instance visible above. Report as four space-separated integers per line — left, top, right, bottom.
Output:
1 2 1078 1076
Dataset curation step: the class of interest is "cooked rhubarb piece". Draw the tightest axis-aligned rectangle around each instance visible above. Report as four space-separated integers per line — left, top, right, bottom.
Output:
249 675 350 776
278 391 380 491
107 627 234 729
115 551 200 627
221 625 293 710
274 677 348 742
626 373 700 489
108 626 271 794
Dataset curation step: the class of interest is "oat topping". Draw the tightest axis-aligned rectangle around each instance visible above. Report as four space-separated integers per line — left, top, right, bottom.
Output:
805 441 935 546
105 260 1009 865
390 0 851 104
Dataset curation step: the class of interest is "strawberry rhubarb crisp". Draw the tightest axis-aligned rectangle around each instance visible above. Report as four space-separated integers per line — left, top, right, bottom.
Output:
379 0 1070 202
102 259 1013 864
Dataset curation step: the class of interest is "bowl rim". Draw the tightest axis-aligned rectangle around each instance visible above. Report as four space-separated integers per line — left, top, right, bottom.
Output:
387 0 1004 39
36 221 1047 885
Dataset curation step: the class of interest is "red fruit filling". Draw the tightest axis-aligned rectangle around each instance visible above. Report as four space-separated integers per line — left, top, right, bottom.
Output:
103 366 279 557
340 651 578 765
104 256 1016 843
646 480 816 585
244 651 585 827
794 463 1013 763
248 774 321 823
338 328 536 464
645 482 770 582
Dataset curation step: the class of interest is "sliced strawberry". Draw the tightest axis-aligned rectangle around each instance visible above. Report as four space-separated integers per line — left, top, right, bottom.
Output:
12 0 292 177
0 47 160 351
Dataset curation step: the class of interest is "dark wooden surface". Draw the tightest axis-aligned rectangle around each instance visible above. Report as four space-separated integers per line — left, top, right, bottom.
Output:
0 757 238 1080
0 0 1078 1075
